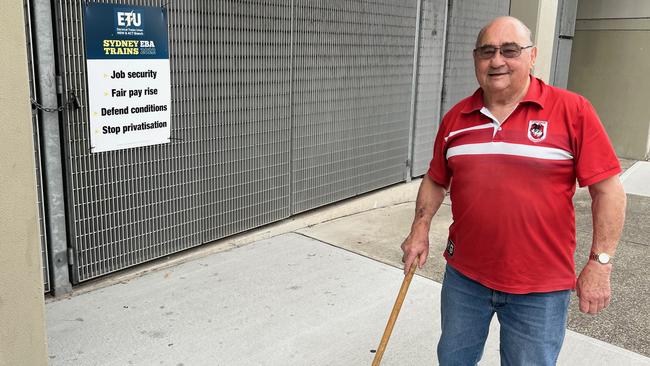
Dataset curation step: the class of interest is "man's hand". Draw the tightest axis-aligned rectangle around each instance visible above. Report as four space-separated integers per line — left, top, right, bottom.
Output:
401 175 446 274
400 230 429 274
576 260 613 314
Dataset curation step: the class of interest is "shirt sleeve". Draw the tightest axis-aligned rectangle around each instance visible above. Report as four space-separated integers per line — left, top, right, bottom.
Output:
427 117 452 189
573 98 622 187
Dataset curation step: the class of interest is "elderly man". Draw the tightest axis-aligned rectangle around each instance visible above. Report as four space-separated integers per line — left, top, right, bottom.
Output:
401 16 626 365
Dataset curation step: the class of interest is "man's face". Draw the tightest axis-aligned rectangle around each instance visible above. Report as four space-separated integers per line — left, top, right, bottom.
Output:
473 21 537 97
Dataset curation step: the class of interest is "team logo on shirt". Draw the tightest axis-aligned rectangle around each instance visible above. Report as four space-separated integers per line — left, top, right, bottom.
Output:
528 120 548 142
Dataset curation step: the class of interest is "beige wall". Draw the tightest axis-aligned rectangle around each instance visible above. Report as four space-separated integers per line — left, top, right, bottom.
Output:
568 3 650 159
0 2 48 366
576 0 650 19
509 0 540 37
510 0 559 83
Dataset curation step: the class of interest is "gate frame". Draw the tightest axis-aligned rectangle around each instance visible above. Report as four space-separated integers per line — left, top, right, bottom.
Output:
31 0 72 294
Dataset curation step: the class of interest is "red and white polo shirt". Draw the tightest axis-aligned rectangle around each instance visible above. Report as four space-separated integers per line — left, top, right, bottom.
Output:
428 76 621 294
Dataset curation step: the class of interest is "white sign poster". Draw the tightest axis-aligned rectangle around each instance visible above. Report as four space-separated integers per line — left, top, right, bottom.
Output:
84 3 171 152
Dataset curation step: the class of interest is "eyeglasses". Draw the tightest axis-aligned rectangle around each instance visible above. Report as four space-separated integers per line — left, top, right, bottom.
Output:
473 43 533 59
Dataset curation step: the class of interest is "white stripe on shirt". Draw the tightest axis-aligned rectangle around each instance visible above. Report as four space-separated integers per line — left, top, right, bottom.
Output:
444 123 495 141
446 142 573 160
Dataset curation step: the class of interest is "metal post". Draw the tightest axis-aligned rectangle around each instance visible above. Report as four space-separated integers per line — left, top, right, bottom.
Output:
289 0 295 213
31 0 72 295
553 0 578 88
437 0 450 135
406 0 424 182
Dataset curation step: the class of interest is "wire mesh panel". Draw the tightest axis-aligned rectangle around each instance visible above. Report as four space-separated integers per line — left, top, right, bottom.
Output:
54 0 292 283
411 0 447 177
198 2 292 241
292 0 418 213
440 0 509 115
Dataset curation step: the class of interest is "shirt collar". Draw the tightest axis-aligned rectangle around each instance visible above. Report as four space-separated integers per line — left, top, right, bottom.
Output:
461 75 547 114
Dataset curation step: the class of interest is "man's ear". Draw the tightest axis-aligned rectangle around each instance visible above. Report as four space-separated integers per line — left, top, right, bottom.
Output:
530 46 538 68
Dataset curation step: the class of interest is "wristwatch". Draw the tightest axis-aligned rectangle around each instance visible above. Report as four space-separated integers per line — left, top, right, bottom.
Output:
590 252 612 264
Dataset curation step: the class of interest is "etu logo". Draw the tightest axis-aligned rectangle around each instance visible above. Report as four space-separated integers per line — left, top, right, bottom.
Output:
116 11 142 27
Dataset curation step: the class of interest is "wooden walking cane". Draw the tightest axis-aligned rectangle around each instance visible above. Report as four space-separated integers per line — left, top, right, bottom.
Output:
371 258 419 366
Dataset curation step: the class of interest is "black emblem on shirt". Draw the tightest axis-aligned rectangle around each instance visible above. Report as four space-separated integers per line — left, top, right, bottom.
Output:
446 238 455 256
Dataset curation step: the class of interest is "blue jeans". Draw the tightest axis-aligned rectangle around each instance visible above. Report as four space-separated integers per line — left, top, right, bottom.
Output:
437 265 570 366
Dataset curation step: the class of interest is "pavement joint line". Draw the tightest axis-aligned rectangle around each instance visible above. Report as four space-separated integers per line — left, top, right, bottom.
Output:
301 200 416 227
620 161 648 182
575 228 649 247
291 231 431 281
617 239 650 247
619 161 650 198
626 193 650 199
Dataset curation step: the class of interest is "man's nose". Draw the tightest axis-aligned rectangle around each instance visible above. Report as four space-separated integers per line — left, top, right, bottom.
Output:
489 52 507 66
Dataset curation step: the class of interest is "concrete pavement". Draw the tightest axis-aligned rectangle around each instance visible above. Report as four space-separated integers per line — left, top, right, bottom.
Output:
47 171 650 365
47 233 649 365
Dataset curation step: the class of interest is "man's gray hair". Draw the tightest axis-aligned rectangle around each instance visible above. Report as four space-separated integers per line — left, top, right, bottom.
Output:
475 16 533 47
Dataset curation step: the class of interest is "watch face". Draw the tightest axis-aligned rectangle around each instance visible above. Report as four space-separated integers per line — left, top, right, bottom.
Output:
597 253 610 264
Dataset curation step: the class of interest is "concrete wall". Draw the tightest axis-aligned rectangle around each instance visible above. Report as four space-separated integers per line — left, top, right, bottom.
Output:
568 0 650 159
0 2 48 365
576 0 650 19
510 0 559 83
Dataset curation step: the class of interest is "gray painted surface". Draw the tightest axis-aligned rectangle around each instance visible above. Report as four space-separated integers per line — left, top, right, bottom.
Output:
440 0 510 116
552 37 573 89
47 233 650 365
552 0 578 88
558 0 578 37
410 0 447 177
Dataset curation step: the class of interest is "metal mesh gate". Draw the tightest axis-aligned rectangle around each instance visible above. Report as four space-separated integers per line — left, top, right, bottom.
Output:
441 0 510 115
55 0 292 282
186 2 293 243
291 0 417 213
54 0 421 283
